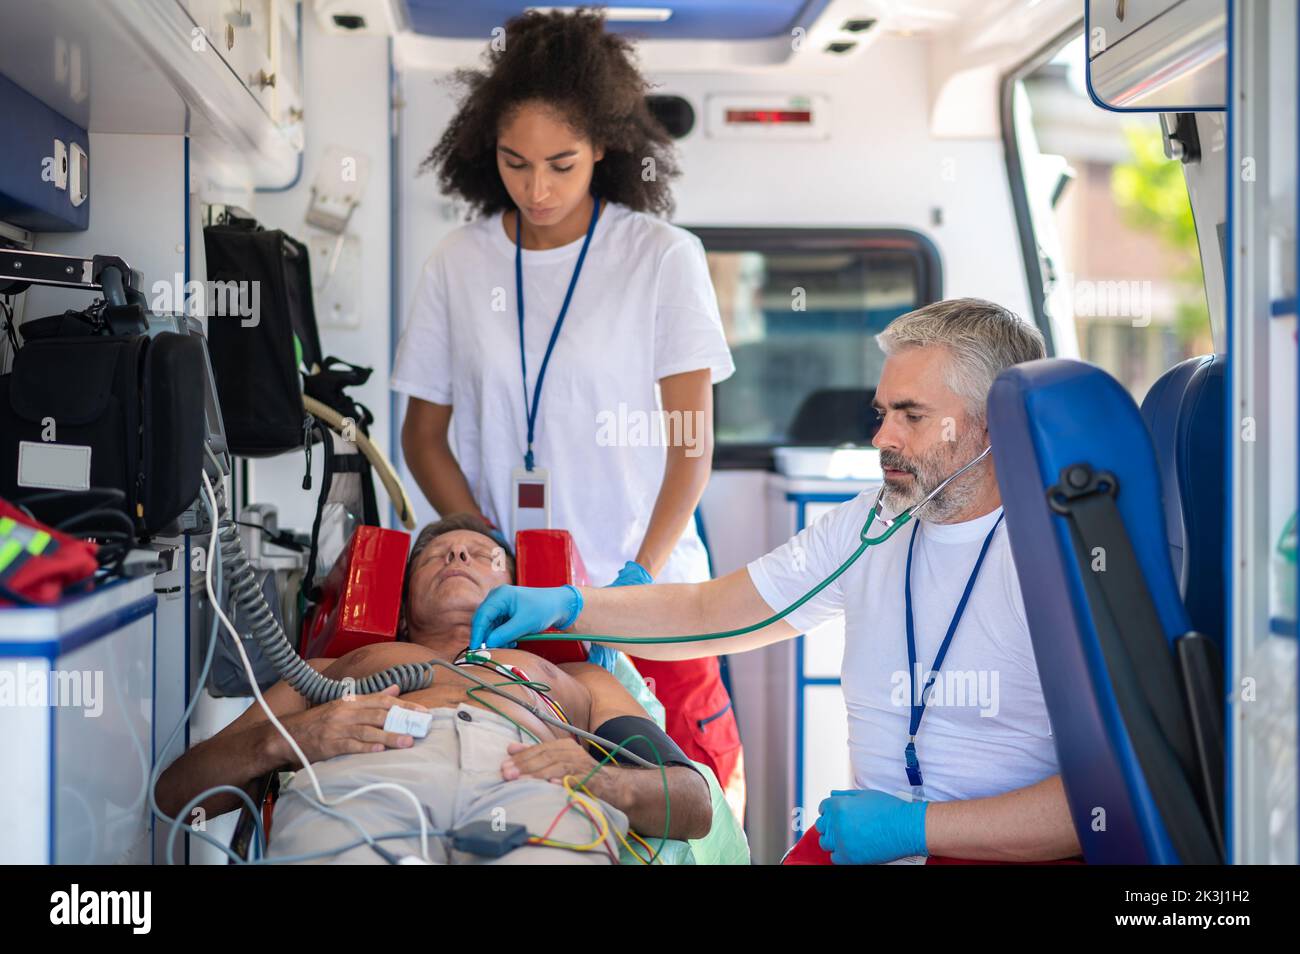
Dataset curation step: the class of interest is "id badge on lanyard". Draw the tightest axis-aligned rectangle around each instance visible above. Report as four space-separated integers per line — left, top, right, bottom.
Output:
511 465 550 531
512 194 601 536
900 512 1005 821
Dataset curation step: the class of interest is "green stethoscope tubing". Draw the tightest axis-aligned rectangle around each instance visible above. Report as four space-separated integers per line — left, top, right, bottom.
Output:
513 445 992 648
514 494 905 647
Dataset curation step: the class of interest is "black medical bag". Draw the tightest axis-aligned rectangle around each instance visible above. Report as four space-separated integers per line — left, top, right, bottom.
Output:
202 215 322 457
0 320 206 536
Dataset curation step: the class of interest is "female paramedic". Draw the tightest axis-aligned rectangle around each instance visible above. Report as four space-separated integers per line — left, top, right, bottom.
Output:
390 9 745 816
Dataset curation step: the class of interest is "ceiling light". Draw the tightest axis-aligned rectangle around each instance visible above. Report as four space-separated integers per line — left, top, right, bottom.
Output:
527 6 673 22
841 18 876 33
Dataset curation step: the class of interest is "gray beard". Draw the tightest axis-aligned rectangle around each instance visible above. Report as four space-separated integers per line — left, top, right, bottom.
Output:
880 442 986 524
888 470 981 523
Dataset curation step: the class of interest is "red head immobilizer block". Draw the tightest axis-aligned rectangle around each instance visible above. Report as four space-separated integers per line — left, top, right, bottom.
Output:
514 528 590 664
301 525 410 660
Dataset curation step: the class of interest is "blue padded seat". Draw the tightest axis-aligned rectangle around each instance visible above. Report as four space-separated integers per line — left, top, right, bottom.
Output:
1139 354 1226 649
988 358 1221 864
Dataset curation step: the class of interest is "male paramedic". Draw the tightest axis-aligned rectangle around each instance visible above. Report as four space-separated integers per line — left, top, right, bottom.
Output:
471 298 1084 864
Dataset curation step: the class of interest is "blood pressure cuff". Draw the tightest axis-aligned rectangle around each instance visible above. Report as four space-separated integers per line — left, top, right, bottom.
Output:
591 715 700 776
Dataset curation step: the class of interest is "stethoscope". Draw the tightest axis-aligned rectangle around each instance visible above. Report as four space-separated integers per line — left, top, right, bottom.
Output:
512 444 997 648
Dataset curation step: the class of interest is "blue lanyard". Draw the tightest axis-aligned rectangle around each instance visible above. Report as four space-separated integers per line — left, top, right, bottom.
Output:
514 194 602 471
902 510 1005 790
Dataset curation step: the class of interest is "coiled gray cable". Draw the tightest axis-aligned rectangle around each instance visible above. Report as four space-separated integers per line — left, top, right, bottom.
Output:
213 501 433 703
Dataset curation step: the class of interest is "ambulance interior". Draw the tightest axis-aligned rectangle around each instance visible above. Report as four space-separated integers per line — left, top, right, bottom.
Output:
0 0 1294 867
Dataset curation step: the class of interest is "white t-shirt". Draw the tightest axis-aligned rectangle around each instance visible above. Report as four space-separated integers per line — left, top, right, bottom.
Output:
392 200 735 584
747 494 1058 802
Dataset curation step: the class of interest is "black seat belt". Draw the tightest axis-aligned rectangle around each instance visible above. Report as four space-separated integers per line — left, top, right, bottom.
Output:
1047 462 1222 864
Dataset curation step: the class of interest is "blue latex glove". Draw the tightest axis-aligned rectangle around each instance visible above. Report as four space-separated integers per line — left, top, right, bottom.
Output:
814 789 928 865
583 560 654 671
610 559 653 588
470 584 583 650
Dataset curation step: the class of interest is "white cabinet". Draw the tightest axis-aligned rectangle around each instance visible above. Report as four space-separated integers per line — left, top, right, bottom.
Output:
181 0 301 129
1087 0 1188 59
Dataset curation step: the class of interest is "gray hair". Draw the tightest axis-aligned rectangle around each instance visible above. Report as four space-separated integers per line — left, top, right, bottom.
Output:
875 298 1045 421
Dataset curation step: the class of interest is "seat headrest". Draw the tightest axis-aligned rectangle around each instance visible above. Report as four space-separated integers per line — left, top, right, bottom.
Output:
1140 354 1226 647
987 358 1194 864
989 358 1191 645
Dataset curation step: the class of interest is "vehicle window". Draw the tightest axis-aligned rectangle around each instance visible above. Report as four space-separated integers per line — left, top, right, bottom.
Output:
1009 34 1213 400
692 232 938 467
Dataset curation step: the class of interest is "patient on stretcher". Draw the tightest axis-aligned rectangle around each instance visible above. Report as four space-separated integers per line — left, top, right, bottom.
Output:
156 514 712 863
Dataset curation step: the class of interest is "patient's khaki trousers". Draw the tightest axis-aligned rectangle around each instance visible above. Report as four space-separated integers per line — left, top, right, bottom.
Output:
265 703 629 864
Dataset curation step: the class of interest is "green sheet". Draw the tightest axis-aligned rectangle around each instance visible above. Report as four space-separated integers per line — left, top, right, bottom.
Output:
609 653 750 865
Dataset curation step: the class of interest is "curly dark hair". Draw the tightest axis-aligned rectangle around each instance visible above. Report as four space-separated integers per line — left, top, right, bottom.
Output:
420 8 680 217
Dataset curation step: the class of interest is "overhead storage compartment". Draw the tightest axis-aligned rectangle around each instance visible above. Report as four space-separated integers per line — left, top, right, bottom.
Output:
1087 0 1226 109
0 0 303 186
